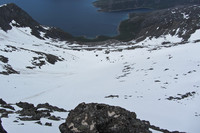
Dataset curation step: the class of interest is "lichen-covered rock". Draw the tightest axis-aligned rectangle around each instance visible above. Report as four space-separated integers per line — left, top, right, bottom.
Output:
0 118 7 133
59 102 151 133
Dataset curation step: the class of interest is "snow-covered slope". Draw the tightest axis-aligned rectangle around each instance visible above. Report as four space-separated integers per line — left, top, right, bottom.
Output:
0 3 200 133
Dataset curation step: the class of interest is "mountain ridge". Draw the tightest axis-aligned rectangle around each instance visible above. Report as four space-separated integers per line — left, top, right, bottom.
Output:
0 3 74 41
93 0 200 12
117 5 200 41
2 3 200 43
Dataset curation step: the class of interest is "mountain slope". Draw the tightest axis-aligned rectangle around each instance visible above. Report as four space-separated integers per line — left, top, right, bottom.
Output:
0 3 74 41
0 3 200 133
93 0 200 12
117 5 200 41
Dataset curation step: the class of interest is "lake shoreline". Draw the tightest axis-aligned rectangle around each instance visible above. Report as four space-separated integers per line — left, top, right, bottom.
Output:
96 7 153 13
0 0 131 38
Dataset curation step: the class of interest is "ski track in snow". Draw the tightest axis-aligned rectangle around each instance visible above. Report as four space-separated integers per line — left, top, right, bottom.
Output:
0 25 200 133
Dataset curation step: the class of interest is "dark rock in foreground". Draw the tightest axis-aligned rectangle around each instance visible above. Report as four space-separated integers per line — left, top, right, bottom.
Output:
59 102 151 133
15 101 67 121
0 98 67 124
0 98 184 132
0 118 7 133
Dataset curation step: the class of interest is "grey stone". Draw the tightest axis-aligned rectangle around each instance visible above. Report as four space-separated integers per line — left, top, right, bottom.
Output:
59 102 151 133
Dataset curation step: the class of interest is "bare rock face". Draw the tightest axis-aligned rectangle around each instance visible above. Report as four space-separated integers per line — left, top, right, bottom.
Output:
59 102 151 133
0 118 7 133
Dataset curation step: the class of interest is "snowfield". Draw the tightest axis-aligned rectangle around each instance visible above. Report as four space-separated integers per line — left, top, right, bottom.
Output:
0 24 200 133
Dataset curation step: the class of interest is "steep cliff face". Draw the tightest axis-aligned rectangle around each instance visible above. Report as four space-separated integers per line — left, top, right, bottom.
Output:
93 0 200 12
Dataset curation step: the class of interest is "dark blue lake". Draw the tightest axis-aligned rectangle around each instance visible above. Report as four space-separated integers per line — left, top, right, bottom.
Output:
0 0 147 38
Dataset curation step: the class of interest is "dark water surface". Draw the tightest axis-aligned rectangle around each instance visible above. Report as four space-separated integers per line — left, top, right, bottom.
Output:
0 0 147 38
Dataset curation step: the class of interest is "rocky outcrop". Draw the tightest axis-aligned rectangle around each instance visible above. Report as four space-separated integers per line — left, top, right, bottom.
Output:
59 103 149 133
93 0 200 12
0 98 15 118
59 103 184 133
0 98 68 126
0 119 7 133
117 5 200 41
166 91 196 101
15 102 67 121
0 56 8 64
0 99 184 132
0 54 20 75
0 99 8 132
0 3 73 41
0 64 20 75
59 102 150 133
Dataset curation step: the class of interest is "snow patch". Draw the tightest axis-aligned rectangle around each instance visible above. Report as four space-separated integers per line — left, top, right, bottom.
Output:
181 12 190 19
175 28 180 35
40 31 45 38
11 20 18 25
135 34 183 49
171 11 176 14
42 26 50 30
189 29 200 42
0 64 4 71
0 4 7 8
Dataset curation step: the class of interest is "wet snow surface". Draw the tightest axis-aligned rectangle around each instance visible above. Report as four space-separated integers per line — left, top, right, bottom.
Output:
0 25 200 133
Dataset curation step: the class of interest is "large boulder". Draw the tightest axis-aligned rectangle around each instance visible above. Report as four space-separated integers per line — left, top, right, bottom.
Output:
59 102 151 133
0 118 7 133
